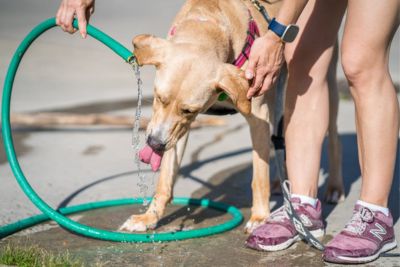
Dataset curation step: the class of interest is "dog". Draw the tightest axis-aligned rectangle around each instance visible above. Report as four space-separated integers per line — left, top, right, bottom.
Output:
120 0 344 233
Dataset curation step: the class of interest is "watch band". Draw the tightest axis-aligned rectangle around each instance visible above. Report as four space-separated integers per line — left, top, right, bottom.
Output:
268 18 287 38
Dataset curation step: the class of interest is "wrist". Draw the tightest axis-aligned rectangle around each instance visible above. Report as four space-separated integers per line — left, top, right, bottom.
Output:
265 30 283 44
268 18 299 43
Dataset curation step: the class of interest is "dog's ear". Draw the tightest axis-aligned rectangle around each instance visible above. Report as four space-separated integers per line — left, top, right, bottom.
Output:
133 34 169 67
215 64 251 115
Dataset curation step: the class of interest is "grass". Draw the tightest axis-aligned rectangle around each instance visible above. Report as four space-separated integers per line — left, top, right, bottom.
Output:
0 243 83 267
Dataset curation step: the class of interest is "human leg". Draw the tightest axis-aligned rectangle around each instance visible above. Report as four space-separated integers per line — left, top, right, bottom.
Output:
284 0 346 198
341 0 400 207
246 0 347 251
324 0 400 263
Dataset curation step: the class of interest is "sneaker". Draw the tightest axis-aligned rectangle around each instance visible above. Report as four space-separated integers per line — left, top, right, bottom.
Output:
323 204 397 264
246 198 325 251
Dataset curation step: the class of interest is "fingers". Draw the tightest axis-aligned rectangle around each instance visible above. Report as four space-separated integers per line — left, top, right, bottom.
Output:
57 2 67 31
86 7 93 24
63 9 76 33
56 0 95 37
246 45 263 99
256 76 272 97
76 8 87 38
257 76 272 97
56 5 63 25
57 1 76 34
248 67 266 97
89 2 95 14
245 33 285 99
245 54 256 80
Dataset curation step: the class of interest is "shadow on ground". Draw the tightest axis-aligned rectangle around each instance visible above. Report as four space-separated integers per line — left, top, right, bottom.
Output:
320 135 400 225
158 134 399 228
1 134 399 266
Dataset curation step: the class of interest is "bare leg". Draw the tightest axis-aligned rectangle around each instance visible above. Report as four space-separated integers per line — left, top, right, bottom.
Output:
341 0 400 207
284 0 347 197
244 95 271 233
325 42 345 203
323 3 400 262
120 132 189 231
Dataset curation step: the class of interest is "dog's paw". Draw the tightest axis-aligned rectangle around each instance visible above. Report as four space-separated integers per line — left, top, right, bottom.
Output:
119 214 157 232
244 216 267 234
324 184 345 204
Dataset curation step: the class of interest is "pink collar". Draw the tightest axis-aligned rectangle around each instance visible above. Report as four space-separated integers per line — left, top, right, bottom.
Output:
232 14 260 68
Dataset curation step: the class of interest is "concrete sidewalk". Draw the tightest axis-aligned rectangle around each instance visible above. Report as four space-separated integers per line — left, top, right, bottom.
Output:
0 1 399 266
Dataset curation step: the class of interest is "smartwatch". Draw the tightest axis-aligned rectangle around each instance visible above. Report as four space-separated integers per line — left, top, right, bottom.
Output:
268 18 299 43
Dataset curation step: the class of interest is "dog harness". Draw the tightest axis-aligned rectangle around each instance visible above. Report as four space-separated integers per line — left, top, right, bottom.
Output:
232 12 260 68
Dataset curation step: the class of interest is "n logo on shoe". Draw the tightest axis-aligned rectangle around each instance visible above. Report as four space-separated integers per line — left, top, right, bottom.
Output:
293 217 306 236
299 214 312 227
370 223 386 241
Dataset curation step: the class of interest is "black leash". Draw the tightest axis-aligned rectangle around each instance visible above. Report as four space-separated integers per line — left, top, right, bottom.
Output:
251 0 326 251
250 0 272 23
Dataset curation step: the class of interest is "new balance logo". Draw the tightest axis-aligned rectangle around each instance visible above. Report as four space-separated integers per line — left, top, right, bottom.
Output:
299 214 312 227
293 217 306 236
370 223 386 241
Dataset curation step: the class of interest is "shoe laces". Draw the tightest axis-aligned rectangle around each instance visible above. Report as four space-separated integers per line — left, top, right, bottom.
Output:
269 201 300 222
345 207 374 235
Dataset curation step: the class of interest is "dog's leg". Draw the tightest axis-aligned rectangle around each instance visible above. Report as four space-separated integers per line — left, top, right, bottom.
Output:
244 96 271 233
119 132 189 232
325 42 344 204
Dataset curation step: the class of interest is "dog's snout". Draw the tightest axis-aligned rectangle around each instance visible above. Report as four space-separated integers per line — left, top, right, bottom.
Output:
147 135 166 152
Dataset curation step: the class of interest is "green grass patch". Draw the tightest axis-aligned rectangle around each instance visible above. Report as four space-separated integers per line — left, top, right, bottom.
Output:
0 243 83 267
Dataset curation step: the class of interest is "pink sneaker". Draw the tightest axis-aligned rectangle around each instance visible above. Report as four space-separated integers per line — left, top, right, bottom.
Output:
323 204 397 264
246 198 325 251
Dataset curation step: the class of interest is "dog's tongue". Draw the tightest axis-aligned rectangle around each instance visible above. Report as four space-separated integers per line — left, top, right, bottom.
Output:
138 145 163 172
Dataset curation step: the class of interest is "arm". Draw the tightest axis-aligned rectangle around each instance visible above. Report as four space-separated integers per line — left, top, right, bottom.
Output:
56 0 95 38
246 0 308 99
275 0 309 25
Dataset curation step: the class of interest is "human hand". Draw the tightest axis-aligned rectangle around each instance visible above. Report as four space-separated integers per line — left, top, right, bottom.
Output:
56 0 95 38
245 31 285 99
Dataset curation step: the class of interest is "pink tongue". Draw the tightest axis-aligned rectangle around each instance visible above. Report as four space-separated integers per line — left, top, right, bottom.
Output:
138 145 163 172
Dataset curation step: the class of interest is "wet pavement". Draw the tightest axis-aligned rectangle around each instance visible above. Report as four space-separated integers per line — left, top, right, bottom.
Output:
1 0 400 266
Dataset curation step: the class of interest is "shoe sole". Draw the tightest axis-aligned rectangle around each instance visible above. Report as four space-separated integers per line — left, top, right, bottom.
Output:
256 228 325 252
324 239 397 264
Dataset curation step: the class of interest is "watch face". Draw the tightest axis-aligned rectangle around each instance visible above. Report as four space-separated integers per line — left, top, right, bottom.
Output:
282 25 299 43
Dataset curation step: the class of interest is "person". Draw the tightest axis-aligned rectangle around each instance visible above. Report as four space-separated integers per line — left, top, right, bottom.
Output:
56 0 399 264
244 0 399 264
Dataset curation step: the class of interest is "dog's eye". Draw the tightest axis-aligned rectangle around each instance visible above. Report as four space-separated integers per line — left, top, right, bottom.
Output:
181 108 193 115
181 108 196 116
156 95 166 105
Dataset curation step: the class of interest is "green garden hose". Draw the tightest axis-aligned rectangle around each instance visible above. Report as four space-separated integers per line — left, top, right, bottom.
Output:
0 18 243 242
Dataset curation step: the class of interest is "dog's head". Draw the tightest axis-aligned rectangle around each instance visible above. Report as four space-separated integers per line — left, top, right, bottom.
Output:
133 34 251 152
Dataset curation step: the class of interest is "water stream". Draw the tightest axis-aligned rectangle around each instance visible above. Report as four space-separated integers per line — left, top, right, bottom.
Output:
131 61 150 207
